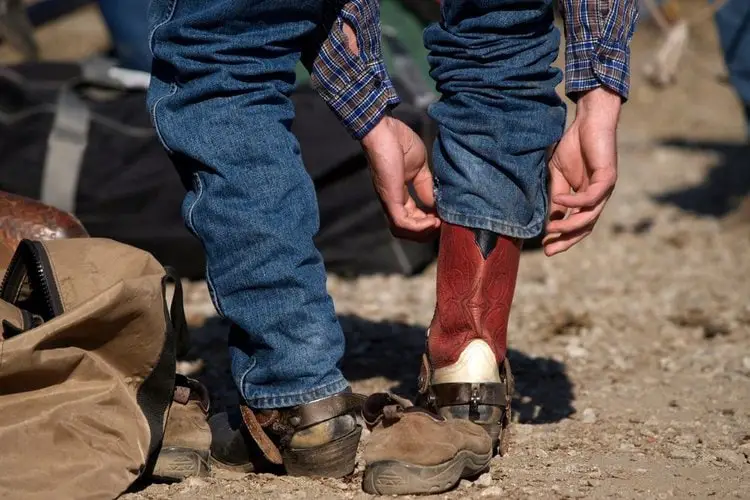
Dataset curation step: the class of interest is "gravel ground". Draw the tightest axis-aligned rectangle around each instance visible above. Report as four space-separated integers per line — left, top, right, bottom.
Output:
3 4 749 499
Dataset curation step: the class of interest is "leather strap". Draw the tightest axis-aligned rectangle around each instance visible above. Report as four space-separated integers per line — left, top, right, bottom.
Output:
285 392 366 430
41 85 90 213
172 374 209 414
431 382 508 408
362 393 412 427
240 405 283 465
362 392 441 429
238 392 365 464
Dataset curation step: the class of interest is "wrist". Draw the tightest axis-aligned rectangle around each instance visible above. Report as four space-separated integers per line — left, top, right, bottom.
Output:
576 86 622 126
360 114 395 149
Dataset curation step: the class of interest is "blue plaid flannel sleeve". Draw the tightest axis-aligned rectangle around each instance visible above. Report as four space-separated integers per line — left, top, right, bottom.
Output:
559 0 639 100
303 0 400 140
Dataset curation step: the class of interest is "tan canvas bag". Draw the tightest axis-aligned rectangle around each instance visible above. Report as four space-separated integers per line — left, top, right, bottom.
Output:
0 238 187 499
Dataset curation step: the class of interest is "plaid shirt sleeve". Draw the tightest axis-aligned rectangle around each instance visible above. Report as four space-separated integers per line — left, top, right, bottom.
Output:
303 0 400 140
559 0 639 100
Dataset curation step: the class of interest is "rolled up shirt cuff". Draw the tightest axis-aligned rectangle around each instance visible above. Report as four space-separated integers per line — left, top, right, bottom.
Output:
312 65 400 140
565 38 630 101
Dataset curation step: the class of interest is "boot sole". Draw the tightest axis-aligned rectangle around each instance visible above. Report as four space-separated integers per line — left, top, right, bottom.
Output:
152 447 210 481
362 448 492 495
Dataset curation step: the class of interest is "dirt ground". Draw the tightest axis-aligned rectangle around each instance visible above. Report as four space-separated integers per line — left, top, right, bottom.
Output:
3 3 749 499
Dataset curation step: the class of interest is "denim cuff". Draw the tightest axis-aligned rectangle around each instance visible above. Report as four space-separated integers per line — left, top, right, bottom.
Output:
240 377 350 409
436 204 546 240
565 39 630 101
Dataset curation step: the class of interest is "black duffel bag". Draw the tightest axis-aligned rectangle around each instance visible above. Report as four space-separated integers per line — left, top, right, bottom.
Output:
0 58 437 279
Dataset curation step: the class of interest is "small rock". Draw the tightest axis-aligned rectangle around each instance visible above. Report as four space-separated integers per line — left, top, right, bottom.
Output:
714 449 745 468
535 448 549 458
619 442 636 452
459 479 473 489
636 468 648 473
182 477 209 488
582 408 597 424
669 447 696 460
742 356 750 372
476 472 493 488
566 342 589 359
660 357 677 372
481 487 505 498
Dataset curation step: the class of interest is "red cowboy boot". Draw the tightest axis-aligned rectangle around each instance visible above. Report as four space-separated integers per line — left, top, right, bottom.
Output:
418 222 520 454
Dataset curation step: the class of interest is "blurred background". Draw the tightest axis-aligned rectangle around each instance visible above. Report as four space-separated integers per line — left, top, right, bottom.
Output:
0 1 748 498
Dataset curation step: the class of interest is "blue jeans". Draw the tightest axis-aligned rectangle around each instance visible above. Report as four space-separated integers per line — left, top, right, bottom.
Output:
426 0 565 238
716 0 750 136
147 0 564 407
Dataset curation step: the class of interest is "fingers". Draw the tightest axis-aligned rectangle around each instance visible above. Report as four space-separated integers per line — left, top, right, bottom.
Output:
543 226 592 256
546 199 606 234
547 162 571 223
552 165 616 209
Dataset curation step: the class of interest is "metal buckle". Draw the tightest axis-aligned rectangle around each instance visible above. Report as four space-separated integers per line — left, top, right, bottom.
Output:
469 383 481 418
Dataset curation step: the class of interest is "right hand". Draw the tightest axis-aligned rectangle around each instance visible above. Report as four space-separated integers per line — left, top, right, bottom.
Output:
360 115 441 241
544 87 622 256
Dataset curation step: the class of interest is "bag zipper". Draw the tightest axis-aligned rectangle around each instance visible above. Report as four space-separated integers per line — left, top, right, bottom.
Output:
0 240 64 320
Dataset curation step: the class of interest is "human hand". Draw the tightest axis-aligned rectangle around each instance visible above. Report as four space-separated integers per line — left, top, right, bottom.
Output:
544 87 622 256
360 115 440 241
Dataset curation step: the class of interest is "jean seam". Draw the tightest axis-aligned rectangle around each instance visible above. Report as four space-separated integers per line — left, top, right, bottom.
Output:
184 173 226 318
148 0 177 58
150 83 177 155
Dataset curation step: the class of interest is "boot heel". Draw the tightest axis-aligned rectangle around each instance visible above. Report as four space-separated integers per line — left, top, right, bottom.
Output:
283 426 362 478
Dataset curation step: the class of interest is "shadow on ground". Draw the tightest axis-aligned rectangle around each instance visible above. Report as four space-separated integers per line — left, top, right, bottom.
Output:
185 315 575 424
654 139 750 217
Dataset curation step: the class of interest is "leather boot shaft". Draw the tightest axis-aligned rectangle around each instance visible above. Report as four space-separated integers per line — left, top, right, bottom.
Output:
428 222 521 370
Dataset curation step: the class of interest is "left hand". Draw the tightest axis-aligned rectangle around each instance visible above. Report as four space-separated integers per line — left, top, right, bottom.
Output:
544 87 622 256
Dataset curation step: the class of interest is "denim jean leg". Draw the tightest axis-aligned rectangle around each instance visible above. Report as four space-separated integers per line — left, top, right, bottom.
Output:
147 0 348 408
715 0 750 137
424 0 566 238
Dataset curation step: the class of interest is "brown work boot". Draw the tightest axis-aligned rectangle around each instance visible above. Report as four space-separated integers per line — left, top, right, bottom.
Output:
209 391 365 478
0 191 89 256
151 375 212 481
417 222 519 454
361 393 492 495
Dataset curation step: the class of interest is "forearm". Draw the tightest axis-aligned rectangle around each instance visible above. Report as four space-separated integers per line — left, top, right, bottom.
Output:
559 0 639 100
302 0 400 140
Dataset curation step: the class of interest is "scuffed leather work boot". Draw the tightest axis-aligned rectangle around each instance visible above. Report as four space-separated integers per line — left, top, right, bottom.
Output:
152 375 212 481
0 191 89 261
209 391 365 478
361 393 492 495
418 222 519 455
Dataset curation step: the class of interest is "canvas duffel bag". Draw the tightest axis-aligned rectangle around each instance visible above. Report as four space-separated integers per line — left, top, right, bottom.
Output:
0 237 187 499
